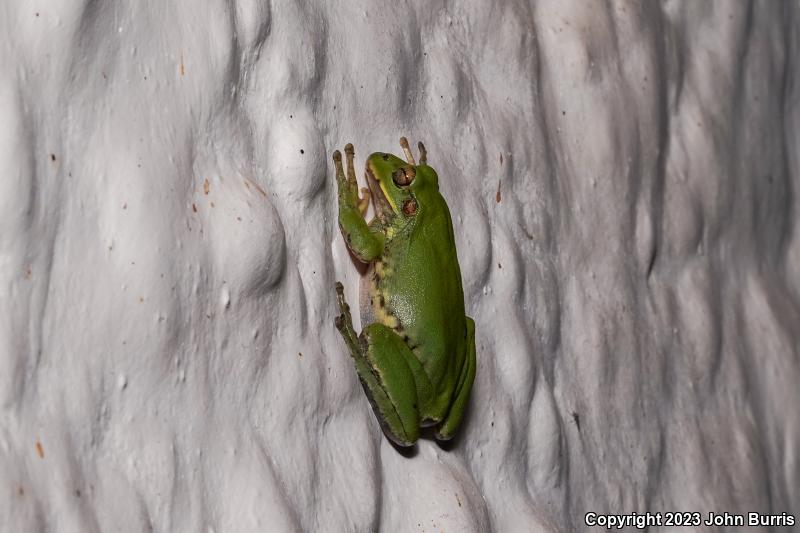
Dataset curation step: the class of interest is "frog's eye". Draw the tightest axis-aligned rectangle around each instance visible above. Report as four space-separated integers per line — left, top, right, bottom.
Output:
402 197 418 217
392 166 416 187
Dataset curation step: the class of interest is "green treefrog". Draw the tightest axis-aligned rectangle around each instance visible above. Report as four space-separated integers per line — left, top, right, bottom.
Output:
332 137 476 447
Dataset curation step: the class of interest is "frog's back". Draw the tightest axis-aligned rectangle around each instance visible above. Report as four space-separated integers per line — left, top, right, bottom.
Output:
379 189 468 399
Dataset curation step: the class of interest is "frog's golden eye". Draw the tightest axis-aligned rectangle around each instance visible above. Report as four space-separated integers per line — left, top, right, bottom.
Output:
402 197 418 216
392 166 416 187
382 153 390 161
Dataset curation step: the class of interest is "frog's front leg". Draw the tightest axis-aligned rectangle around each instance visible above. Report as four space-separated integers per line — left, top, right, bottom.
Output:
434 317 477 441
334 282 422 446
334 144 384 263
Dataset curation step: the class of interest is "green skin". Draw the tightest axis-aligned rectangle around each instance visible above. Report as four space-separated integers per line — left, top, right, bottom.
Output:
333 138 476 447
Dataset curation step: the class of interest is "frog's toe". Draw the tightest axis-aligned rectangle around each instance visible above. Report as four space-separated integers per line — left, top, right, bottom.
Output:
335 282 347 302
357 187 371 216
335 282 345 303
333 150 347 188
417 141 427 165
399 136 416 165
344 143 358 188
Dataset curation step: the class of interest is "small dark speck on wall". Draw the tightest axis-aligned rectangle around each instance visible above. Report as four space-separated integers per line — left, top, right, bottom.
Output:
300 149 304 154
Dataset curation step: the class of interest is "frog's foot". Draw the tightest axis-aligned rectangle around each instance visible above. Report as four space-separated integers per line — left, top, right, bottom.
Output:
399 137 427 166
346 144 371 216
334 144 361 211
334 281 359 349
399 137 416 165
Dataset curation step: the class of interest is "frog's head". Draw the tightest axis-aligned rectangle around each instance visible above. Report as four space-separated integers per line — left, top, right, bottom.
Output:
365 138 439 223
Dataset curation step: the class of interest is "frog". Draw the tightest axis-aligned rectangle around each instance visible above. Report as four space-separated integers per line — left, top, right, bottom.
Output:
332 137 476 447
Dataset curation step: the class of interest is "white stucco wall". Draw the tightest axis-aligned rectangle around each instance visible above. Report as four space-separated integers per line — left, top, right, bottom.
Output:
1 1 798 532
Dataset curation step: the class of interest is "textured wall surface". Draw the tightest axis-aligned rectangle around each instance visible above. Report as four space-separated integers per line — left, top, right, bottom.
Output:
1 1 798 532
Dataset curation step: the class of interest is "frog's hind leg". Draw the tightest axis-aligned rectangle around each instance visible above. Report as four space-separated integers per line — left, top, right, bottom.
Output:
357 323 425 446
334 283 421 446
434 317 477 441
